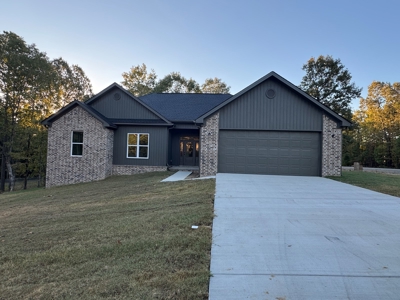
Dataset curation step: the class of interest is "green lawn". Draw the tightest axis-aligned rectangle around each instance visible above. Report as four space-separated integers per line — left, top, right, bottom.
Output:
329 171 400 197
0 172 215 299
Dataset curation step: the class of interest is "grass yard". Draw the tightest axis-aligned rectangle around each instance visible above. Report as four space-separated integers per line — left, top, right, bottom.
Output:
329 171 400 198
0 172 215 299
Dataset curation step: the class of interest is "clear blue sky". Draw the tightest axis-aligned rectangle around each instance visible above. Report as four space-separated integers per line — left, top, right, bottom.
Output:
2 0 399 110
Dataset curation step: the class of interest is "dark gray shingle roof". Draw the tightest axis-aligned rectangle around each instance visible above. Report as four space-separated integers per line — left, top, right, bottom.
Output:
139 93 232 122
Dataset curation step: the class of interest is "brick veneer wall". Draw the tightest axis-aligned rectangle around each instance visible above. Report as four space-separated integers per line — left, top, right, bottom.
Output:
322 115 342 176
46 106 114 188
200 112 219 177
112 165 167 175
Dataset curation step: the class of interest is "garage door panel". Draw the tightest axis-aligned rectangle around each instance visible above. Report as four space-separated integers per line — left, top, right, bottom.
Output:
247 147 258 156
235 165 248 173
220 156 236 164
280 140 292 147
257 157 269 164
247 139 259 146
218 130 321 176
235 156 247 164
247 156 260 164
223 146 236 155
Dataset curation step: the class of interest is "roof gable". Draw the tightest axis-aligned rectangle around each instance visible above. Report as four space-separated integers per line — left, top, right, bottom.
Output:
219 77 326 131
85 83 171 124
196 71 351 127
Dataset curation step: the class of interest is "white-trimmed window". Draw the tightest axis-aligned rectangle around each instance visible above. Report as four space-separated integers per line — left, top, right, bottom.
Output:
71 131 83 156
127 133 149 159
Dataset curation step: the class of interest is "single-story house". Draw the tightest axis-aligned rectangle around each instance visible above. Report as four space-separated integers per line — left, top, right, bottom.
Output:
42 71 350 188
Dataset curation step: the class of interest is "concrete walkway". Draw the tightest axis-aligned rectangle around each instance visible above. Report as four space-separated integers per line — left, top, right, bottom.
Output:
209 174 400 299
161 171 192 182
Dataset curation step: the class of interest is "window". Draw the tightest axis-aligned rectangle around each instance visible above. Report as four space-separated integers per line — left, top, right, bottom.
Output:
71 131 83 156
127 133 149 159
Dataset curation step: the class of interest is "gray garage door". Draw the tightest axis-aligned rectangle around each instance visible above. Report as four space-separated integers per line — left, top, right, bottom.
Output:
218 130 321 176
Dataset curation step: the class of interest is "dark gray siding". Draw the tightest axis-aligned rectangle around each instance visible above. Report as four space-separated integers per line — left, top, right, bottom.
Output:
89 87 161 120
218 130 321 176
113 126 168 166
219 78 323 131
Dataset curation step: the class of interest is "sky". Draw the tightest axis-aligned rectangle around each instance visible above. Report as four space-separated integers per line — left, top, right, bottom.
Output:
2 0 400 110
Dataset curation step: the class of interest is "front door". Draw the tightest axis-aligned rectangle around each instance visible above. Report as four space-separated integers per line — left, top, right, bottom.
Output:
180 137 199 166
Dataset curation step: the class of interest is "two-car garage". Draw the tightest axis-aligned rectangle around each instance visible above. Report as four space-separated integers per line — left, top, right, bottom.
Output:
196 72 350 178
218 130 321 176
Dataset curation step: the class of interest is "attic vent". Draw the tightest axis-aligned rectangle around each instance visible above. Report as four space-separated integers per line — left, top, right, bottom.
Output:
114 92 121 100
265 89 276 99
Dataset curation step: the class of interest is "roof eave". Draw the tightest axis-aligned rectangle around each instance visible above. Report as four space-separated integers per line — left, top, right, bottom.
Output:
112 122 172 126
169 120 196 123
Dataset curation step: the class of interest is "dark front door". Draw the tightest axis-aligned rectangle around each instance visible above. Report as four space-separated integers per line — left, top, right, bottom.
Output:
180 137 199 166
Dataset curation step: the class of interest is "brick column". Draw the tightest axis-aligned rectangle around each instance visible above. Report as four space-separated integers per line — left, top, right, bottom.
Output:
322 115 342 176
200 112 219 177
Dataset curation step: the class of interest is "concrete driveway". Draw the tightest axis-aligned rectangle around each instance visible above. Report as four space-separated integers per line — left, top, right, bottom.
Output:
209 174 400 300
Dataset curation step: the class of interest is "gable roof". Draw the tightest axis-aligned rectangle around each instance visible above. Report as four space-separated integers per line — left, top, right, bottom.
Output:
196 71 352 127
41 100 117 129
139 93 232 122
85 82 172 125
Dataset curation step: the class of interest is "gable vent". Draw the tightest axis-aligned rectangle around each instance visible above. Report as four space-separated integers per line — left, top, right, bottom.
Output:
265 89 276 99
114 92 121 100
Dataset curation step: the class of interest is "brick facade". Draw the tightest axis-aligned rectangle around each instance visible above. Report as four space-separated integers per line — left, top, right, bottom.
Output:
112 165 167 175
46 106 114 188
322 115 342 176
45 103 344 188
200 112 219 177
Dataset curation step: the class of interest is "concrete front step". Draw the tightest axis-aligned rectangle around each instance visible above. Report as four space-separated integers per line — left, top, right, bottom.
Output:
161 171 192 182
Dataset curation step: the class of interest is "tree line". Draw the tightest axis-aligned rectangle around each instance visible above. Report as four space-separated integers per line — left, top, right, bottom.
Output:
121 63 230 95
300 55 400 168
0 31 93 191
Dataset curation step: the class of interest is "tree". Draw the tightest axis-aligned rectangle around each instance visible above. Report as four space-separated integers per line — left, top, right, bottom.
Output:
201 77 230 94
392 138 400 168
342 129 361 166
0 31 93 191
353 81 400 167
121 64 230 96
121 63 157 96
52 58 93 108
153 72 201 93
0 31 55 191
299 55 362 119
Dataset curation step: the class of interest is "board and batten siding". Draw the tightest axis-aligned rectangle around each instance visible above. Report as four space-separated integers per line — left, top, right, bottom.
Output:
89 87 161 120
219 78 323 131
113 126 168 166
